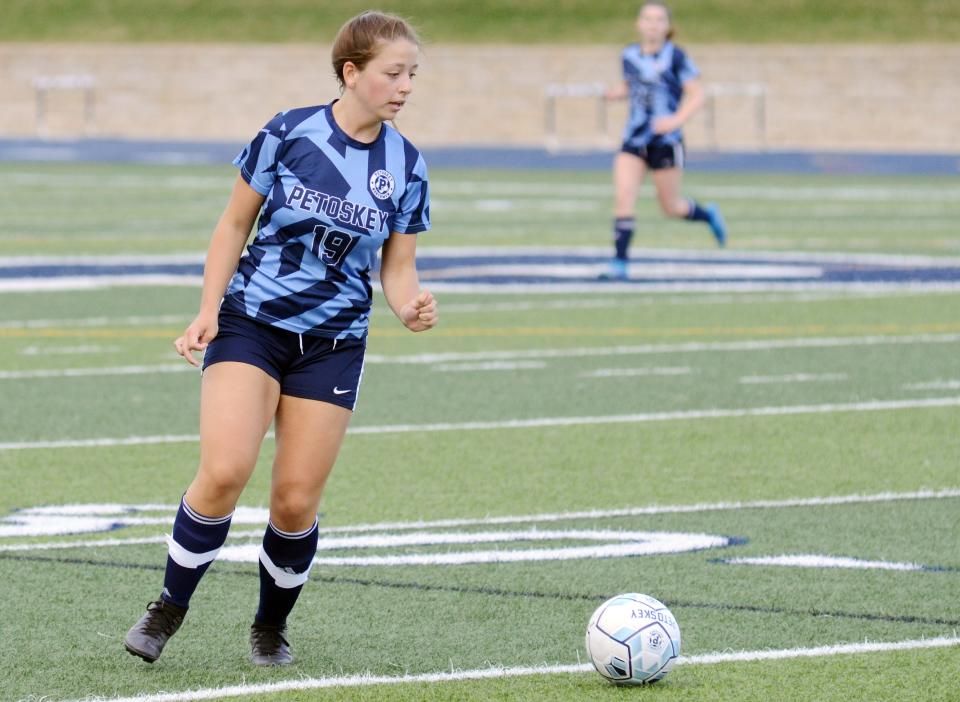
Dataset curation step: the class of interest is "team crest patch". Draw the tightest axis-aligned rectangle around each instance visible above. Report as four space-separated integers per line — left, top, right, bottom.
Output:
369 170 396 200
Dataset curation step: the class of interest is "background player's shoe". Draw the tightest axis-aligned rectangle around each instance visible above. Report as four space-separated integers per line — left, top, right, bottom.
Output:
598 258 628 281
250 621 293 666
706 203 727 247
123 599 186 662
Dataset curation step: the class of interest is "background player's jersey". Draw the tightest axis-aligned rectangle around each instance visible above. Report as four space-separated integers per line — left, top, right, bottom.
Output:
225 103 430 340
621 41 699 148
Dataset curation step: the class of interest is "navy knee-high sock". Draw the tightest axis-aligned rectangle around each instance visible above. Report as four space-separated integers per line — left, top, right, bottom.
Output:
256 519 319 626
613 217 635 261
161 498 232 609
685 199 710 223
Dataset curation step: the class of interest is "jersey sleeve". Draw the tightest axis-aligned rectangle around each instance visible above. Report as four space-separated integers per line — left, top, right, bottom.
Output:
232 112 286 196
393 154 430 234
674 47 700 84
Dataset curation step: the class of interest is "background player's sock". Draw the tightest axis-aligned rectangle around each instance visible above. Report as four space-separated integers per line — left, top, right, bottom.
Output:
255 519 319 626
613 217 635 261
161 497 232 608
684 199 711 223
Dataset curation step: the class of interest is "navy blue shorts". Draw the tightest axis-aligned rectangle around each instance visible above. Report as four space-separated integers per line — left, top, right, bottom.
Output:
202 307 366 410
620 140 685 170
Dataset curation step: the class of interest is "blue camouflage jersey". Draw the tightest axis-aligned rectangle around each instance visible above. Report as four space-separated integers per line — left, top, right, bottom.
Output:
621 41 699 148
224 102 430 340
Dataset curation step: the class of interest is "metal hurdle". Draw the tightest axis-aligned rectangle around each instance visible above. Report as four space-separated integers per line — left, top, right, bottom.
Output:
702 82 767 150
34 74 97 138
544 81 767 151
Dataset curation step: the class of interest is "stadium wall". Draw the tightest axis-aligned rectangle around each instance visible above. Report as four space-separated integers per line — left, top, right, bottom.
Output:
1 43 958 153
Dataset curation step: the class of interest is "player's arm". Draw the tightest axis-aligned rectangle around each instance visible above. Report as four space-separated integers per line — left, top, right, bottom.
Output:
379 232 437 333
654 77 705 134
604 80 629 101
174 175 265 366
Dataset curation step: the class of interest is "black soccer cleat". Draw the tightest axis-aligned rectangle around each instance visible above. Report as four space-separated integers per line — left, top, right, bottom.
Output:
250 621 293 666
123 599 187 663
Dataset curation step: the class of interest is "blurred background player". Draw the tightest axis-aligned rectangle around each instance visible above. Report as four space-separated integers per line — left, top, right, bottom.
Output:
123 11 436 667
601 1 727 280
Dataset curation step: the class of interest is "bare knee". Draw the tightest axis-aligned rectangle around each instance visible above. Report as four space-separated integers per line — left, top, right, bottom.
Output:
659 198 689 218
270 487 320 532
187 462 252 515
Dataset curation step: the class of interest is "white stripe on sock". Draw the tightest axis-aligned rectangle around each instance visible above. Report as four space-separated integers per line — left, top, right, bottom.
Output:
181 499 232 526
258 546 313 589
268 519 318 540
165 534 222 569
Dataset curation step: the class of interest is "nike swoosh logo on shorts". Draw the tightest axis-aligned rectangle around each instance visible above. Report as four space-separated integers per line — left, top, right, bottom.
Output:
333 387 351 395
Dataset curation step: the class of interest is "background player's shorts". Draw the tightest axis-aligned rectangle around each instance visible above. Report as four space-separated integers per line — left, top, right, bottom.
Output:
620 139 685 170
202 307 366 410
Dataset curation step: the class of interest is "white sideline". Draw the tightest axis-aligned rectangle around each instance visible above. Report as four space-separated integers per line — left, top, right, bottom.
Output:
2 396 960 450
59 636 960 702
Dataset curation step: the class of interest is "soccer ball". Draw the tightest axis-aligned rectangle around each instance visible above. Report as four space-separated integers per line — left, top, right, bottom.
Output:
585 593 681 685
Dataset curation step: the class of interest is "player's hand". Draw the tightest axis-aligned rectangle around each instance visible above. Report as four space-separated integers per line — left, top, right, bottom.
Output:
399 290 437 332
652 116 681 134
174 309 219 367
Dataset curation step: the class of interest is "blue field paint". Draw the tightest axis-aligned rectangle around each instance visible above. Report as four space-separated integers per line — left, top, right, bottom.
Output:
2 138 959 175
2 251 960 293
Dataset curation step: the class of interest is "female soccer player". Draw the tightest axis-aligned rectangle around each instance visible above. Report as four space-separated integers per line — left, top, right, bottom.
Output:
123 11 436 666
601 1 727 280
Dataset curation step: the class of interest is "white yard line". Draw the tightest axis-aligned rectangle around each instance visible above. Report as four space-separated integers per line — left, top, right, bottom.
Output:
366 333 960 365
303 487 960 534
0 290 950 331
0 313 190 329
903 379 960 390
57 636 960 702
432 360 547 372
0 275 202 292
4 332 956 381
0 253 205 267
0 364 193 380
739 373 848 385
20 345 121 356
344 398 960 436
0 434 204 450
721 555 930 572
581 367 691 378
3 397 959 451
0 535 170 552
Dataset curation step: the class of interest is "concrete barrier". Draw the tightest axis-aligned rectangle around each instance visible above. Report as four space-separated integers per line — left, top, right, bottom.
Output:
1 43 958 152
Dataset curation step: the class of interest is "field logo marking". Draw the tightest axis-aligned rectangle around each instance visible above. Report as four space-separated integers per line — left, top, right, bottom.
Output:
3 489 959 547
0 503 734 564
3 249 960 292
220 529 733 567
0 504 269 538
